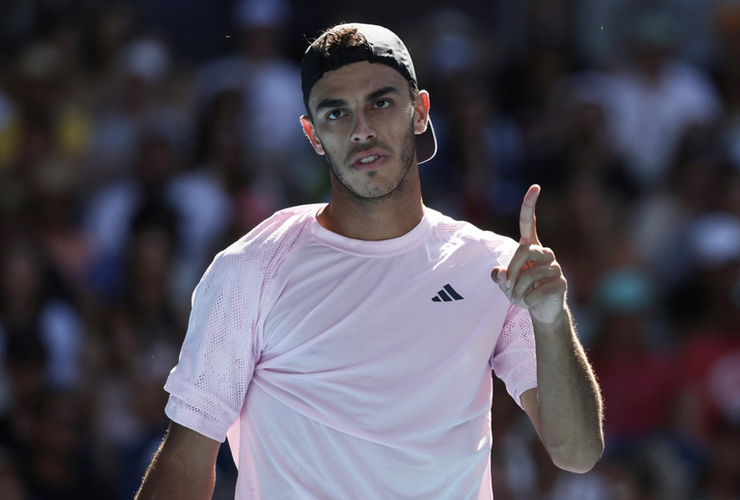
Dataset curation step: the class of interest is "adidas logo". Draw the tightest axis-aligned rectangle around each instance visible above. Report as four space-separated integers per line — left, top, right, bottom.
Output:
431 284 464 302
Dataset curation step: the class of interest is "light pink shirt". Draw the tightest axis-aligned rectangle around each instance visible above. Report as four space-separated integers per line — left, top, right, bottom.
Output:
165 204 537 499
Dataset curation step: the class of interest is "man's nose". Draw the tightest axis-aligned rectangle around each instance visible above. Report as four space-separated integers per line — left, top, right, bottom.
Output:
351 111 377 143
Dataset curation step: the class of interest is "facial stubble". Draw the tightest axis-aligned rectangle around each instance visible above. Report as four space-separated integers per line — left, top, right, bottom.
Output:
323 120 417 204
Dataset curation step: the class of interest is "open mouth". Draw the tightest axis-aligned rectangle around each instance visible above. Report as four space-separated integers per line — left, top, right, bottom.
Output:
352 149 387 169
358 154 380 164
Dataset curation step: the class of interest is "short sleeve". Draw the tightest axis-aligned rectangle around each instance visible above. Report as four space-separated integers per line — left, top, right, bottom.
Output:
491 304 537 407
478 230 537 407
164 252 259 442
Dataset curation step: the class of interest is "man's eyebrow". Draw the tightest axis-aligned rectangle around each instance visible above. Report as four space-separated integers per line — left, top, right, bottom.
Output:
366 85 400 102
316 98 347 113
314 86 401 114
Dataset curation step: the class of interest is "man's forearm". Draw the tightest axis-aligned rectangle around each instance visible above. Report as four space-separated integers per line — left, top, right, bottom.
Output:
135 447 216 500
135 446 216 500
531 309 604 473
135 424 219 500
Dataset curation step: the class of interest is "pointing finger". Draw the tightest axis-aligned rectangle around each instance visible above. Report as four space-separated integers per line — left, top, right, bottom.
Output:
519 184 541 245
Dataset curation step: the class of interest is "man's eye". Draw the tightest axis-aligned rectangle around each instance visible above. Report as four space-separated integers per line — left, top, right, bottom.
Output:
326 110 345 120
375 99 391 109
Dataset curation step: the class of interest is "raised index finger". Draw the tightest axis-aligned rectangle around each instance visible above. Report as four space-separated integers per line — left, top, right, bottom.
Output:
519 184 541 245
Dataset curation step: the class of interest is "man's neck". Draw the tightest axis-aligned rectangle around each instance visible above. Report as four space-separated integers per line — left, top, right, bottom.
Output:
317 194 424 241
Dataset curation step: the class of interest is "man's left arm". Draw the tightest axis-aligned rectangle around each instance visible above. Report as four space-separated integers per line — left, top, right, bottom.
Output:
492 185 604 473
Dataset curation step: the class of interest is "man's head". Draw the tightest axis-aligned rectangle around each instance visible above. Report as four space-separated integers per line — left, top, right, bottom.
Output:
301 23 436 165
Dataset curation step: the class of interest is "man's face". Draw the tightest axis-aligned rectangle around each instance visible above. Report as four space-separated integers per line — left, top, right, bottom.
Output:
301 61 429 202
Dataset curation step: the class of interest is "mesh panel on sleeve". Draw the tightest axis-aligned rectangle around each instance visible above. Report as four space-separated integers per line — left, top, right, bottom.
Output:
165 394 232 443
491 304 537 407
477 225 538 408
165 206 313 440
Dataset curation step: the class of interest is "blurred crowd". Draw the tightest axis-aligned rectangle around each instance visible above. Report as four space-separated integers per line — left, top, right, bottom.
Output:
1 0 740 499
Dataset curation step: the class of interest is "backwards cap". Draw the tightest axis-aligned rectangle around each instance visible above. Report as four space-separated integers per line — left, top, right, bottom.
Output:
301 23 437 164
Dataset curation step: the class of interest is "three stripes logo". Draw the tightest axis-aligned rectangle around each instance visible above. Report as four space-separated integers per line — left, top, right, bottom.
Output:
431 284 464 302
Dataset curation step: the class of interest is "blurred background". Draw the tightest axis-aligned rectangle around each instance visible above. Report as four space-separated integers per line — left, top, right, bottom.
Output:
1 0 740 498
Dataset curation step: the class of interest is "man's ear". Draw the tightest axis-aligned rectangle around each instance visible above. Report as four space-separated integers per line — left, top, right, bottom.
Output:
413 90 431 136
300 115 325 155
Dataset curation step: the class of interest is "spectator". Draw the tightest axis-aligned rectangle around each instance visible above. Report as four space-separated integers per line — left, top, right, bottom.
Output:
83 114 230 305
84 35 176 186
0 234 84 391
592 8 723 193
194 0 323 208
589 269 676 447
671 215 740 446
629 125 726 294
21 389 110 499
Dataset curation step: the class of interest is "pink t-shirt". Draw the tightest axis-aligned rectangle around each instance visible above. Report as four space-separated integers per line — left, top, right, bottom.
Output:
164 204 536 499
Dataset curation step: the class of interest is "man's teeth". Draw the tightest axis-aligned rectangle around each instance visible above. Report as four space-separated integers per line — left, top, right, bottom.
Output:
359 155 379 164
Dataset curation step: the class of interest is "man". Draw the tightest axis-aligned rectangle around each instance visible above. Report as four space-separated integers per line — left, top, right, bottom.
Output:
135 23 603 499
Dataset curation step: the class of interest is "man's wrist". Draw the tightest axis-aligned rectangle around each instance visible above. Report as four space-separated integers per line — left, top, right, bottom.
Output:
531 308 572 335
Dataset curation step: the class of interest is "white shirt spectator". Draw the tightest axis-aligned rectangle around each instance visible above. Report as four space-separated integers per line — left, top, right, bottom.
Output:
599 59 721 190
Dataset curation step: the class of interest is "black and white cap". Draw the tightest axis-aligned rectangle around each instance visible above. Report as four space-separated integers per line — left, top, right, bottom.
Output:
301 23 437 164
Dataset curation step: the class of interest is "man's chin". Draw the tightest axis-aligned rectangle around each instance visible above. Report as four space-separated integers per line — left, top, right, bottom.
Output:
334 178 396 202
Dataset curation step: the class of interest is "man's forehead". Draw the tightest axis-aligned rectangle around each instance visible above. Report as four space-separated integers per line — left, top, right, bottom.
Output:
308 61 409 106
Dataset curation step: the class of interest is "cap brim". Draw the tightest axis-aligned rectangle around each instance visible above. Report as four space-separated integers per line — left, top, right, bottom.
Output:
416 117 437 164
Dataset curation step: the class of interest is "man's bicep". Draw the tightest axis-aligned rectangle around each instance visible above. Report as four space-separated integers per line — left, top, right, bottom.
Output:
164 251 259 441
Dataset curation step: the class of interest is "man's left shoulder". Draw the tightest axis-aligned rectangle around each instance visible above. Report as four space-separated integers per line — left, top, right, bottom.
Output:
427 207 517 255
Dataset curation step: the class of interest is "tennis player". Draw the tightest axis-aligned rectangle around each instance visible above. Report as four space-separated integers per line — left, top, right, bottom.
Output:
135 22 603 499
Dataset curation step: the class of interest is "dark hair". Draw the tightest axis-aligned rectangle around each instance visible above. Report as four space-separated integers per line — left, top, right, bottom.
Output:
311 24 369 58
303 24 419 117
303 25 368 116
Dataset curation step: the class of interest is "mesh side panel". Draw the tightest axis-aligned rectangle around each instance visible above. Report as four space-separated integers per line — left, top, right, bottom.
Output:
165 207 312 440
492 304 537 406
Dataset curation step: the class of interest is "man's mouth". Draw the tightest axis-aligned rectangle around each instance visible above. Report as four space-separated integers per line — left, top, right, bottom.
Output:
358 155 380 164
351 148 388 169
